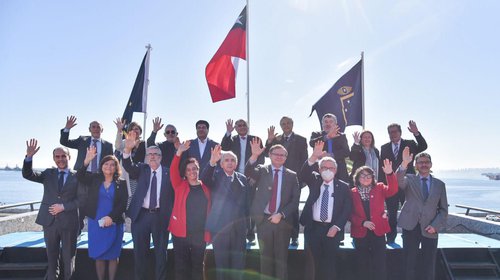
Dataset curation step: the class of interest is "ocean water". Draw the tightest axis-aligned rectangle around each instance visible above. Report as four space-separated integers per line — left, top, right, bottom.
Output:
2 170 500 214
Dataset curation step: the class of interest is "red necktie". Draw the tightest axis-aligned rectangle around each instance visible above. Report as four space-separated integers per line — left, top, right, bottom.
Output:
268 169 279 213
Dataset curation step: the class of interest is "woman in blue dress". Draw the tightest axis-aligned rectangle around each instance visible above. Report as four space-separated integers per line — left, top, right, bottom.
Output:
77 146 128 280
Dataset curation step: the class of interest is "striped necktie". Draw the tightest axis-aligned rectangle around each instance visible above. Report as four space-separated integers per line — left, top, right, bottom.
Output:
320 184 329 222
393 143 399 158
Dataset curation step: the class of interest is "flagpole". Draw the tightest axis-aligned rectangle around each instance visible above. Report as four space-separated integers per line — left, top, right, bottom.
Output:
143 44 152 143
246 0 250 128
361 51 365 129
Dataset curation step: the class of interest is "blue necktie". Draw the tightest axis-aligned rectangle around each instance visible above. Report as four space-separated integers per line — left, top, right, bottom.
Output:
91 139 98 173
58 171 65 193
393 143 399 158
149 171 157 209
421 177 429 200
327 139 333 156
320 184 329 222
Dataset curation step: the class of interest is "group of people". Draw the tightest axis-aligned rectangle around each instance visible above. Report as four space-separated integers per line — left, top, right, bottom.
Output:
22 113 448 280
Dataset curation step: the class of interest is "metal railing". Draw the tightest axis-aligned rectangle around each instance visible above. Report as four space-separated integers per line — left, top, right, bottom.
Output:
0 201 41 212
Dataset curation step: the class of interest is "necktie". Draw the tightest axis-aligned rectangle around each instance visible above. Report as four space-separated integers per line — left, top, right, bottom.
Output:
241 136 246 140
284 136 289 142
327 139 333 155
149 171 157 209
320 184 330 222
393 143 399 158
58 171 65 193
268 169 280 213
91 139 98 173
421 177 429 200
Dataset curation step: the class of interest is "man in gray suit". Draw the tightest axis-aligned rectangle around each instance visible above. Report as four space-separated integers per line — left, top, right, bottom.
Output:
22 139 82 280
397 147 448 280
245 138 300 280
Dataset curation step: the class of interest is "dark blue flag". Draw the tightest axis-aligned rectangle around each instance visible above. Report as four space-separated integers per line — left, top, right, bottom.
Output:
122 49 150 127
310 59 363 132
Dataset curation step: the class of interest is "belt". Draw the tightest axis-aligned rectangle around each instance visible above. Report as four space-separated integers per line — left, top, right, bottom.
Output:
313 221 331 227
142 207 160 213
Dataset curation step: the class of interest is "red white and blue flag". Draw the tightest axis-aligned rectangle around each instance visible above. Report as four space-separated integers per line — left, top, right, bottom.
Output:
205 6 246 103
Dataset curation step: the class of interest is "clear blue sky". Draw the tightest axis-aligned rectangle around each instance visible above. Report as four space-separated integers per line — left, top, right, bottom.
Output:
1 0 499 169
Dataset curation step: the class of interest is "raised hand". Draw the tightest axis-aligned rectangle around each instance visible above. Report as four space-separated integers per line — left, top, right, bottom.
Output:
407 120 419 135
123 132 139 153
152 117 164 133
309 141 325 162
326 124 340 139
225 119 234 134
26 139 40 157
114 117 125 131
250 137 265 157
401 146 413 168
173 136 181 149
352 131 361 144
177 140 191 155
267 126 278 144
209 145 222 165
83 146 97 166
65 115 77 130
382 158 393 174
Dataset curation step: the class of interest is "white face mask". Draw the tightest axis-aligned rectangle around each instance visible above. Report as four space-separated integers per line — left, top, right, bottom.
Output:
321 170 335 182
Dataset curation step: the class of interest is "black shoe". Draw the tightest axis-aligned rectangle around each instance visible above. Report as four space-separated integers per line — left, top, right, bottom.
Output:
290 238 299 247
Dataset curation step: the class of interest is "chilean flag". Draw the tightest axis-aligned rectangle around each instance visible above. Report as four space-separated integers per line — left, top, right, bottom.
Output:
205 6 246 103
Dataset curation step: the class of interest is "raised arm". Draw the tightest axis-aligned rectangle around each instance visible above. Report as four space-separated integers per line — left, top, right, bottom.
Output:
244 138 266 180
60 116 79 148
408 120 427 153
299 141 324 186
22 139 44 183
381 158 398 197
170 140 191 188
396 147 413 190
114 117 125 152
200 145 221 188
76 146 97 185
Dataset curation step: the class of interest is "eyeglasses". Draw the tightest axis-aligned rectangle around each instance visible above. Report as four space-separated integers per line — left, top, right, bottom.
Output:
359 174 373 179
270 153 287 158
147 153 161 157
165 130 176 135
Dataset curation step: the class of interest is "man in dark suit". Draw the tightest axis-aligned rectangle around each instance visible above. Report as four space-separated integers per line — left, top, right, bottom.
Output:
122 136 175 280
380 120 427 244
265 116 308 246
309 113 350 182
187 120 219 173
60 115 113 171
201 146 249 280
299 141 352 280
221 118 264 245
397 147 447 280
245 139 300 280
22 139 82 280
146 116 180 168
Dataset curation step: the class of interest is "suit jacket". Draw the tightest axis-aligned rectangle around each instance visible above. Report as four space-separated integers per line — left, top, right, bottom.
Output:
76 166 128 224
60 129 114 170
349 144 383 183
221 134 264 169
299 161 352 242
146 131 177 168
123 157 174 231
265 132 308 174
187 138 219 173
22 159 81 230
380 134 427 183
309 131 350 182
245 161 300 225
396 168 448 239
201 164 249 234
169 155 211 242
350 173 398 238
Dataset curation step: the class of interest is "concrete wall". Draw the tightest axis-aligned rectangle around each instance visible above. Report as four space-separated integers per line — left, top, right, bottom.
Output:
0 211 42 235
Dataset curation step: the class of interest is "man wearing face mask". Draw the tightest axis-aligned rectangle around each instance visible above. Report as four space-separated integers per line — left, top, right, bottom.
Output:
299 141 352 280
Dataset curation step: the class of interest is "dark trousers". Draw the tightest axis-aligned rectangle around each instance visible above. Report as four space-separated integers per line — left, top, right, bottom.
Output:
211 226 246 280
256 218 292 280
385 190 405 242
402 224 438 280
353 231 387 280
131 209 169 280
290 209 299 240
43 224 78 280
304 222 340 280
172 233 206 280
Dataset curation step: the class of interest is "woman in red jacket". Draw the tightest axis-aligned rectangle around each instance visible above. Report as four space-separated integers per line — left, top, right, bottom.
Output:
350 159 397 280
169 141 211 280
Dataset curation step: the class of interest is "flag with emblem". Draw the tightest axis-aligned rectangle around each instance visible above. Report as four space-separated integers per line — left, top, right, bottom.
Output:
122 47 150 126
310 58 363 132
205 6 246 103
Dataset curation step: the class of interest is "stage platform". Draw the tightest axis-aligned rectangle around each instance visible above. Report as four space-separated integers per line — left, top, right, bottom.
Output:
1 232 500 279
